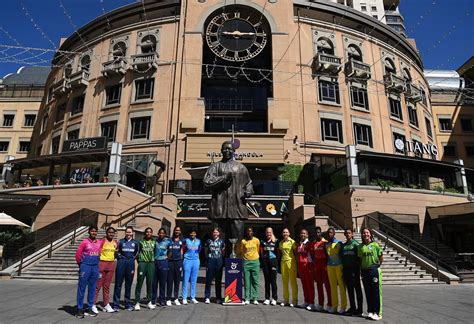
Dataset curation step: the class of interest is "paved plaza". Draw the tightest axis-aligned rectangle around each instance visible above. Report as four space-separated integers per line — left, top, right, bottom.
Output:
0 272 473 324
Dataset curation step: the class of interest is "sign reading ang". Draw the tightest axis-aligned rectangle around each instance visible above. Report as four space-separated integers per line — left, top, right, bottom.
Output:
62 137 107 153
394 139 438 157
177 196 289 218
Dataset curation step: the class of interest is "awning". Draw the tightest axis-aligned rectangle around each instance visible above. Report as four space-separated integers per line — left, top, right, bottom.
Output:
357 151 474 171
0 212 31 227
428 201 474 220
0 193 50 207
3 149 109 170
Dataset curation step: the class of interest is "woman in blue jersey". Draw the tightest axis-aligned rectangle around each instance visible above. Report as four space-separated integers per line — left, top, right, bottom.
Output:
112 226 139 312
204 227 225 304
151 228 171 307
167 226 184 306
182 228 201 305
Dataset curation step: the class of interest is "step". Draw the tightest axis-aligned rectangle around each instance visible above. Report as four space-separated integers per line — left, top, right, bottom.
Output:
15 275 77 280
382 280 442 285
31 265 79 271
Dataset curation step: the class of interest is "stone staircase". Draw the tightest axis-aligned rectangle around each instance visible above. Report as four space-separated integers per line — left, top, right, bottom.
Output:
15 229 106 280
353 233 442 285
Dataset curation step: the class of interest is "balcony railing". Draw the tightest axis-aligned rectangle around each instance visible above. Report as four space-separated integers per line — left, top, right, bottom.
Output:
384 72 407 93
67 70 90 88
205 98 254 114
51 78 70 97
406 82 423 103
312 53 342 75
102 58 127 77
131 52 159 71
345 59 371 80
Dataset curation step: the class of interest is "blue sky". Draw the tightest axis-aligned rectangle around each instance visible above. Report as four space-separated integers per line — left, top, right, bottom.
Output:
0 0 473 77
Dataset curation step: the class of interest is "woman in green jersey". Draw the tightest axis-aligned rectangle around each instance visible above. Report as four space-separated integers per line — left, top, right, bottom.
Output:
357 228 383 321
134 227 156 310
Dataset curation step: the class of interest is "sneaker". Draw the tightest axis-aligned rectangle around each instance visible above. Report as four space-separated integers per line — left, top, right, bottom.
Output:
280 302 285 307
372 314 381 321
301 303 309 309
182 299 188 305
205 298 210 304
191 298 199 304
112 307 119 313
244 300 250 305
134 303 141 311
166 300 172 306
126 307 134 312
174 299 181 306
306 304 314 311
314 304 323 311
367 312 374 319
354 309 363 317
338 309 345 315
216 299 223 304
327 307 335 313
253 300 259 305
91 305 99 314
263 299 270 305
75 310 84 319
147 302 156 310
270 299 277 306
84 310 97 317
289 303 294 308
343 310 354 316
104 304 115 313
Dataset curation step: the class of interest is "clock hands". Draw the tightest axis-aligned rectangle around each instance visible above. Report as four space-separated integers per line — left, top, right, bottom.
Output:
221 30 256 38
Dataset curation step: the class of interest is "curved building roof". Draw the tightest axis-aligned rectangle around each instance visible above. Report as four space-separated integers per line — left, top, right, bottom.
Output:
425 70 464 90
0 66 51 86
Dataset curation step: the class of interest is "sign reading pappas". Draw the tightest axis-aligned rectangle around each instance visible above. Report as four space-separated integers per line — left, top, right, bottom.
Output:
224 258 243 305
63 136 107 152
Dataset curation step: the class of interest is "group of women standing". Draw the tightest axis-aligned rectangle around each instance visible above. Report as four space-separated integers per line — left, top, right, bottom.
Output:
75 225 383 321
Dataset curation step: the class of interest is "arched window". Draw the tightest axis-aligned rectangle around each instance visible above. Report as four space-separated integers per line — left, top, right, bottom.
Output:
317 37 335 55
112 42 127 59
64 63 73 77
402 68 411 81
80 55 91 71
347 44 363 62
139 34 157 54
384 58 396 74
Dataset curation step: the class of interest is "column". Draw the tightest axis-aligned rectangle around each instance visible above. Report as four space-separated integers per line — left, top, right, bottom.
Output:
345 145 359 186
108 142 122 183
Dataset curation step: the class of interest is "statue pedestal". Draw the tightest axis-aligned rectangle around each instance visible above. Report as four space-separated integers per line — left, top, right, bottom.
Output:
223 258 244 306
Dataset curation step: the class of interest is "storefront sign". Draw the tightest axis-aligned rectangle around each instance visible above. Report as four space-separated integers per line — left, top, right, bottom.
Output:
63 137 107 152
177 196 289 218
394 139 438 156
207 151 264 160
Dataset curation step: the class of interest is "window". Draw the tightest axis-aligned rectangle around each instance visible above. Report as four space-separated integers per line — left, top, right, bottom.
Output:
135 78 154 101
321 118 343 143
55 104 66 123
439 118 452 131
443 145 456 157
316 37 335 55
371 6 377 11
408 105 419 127
67 129 80 140
425 117 433 138
0 141 9 152
130 117 151 140
393 132 406 154
354 123 373 147
318 80 340 104
71 95 85 115
105 85 121 106
24 114 36 127
350 86 369 110
101 120 117 143
389 97 403 120
3 114 14 127
51 136 60 154
421 88 428 106
466 145 474 157
19 141 30 153
461 118 473 131
372 15 378 19
361 5 367 11
41 114 49 133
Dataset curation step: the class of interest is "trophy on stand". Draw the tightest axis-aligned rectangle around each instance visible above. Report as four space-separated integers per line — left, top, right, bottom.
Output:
229 238 238 259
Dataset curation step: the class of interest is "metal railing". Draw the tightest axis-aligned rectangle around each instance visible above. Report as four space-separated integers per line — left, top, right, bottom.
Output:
354 214 459 280
16 209 98 275
205 98 254 112
103 195 157 228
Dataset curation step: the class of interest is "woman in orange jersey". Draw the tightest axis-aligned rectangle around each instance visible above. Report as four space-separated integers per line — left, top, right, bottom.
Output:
92 227 118 314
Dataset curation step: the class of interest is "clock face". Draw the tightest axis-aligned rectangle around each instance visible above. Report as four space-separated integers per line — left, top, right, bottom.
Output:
205 11 268 62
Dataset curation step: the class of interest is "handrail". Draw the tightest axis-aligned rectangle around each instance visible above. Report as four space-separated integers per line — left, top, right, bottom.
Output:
355 214 458 277
17 209 98 275
103 195 157 228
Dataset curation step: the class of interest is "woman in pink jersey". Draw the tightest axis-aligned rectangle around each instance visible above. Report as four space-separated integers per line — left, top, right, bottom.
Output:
92 227 118 314
75 226 102 318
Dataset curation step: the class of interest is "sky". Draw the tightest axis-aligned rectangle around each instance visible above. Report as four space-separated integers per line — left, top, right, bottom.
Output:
0 0 473 78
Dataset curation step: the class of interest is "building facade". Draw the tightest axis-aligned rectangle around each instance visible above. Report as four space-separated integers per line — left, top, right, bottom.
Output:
0 67 49 184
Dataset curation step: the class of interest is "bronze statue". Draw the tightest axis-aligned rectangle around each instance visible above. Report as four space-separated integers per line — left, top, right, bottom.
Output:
203 141 253 241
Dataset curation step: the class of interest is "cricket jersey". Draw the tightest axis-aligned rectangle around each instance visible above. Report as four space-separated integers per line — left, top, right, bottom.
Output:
138 238 155 262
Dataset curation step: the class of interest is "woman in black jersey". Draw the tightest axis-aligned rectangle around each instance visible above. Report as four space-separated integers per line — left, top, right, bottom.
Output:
260 227 278 306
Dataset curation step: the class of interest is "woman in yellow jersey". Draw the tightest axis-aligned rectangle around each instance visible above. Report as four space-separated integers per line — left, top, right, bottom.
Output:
92 227 118 314
240 226 260 305
325 227 347 314
278 228 298 307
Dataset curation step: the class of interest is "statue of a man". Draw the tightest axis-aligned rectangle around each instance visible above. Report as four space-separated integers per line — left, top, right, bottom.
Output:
203 141 253 241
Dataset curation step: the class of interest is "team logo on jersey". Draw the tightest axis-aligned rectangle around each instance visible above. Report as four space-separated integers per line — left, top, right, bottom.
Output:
131 243 135 247
373 277 378 283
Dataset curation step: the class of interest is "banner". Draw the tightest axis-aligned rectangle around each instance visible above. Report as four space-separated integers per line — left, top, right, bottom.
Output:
224 258 243 305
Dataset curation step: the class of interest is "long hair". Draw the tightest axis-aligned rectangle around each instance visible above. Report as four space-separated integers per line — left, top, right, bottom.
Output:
361 227 374 243
265 227 277 242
